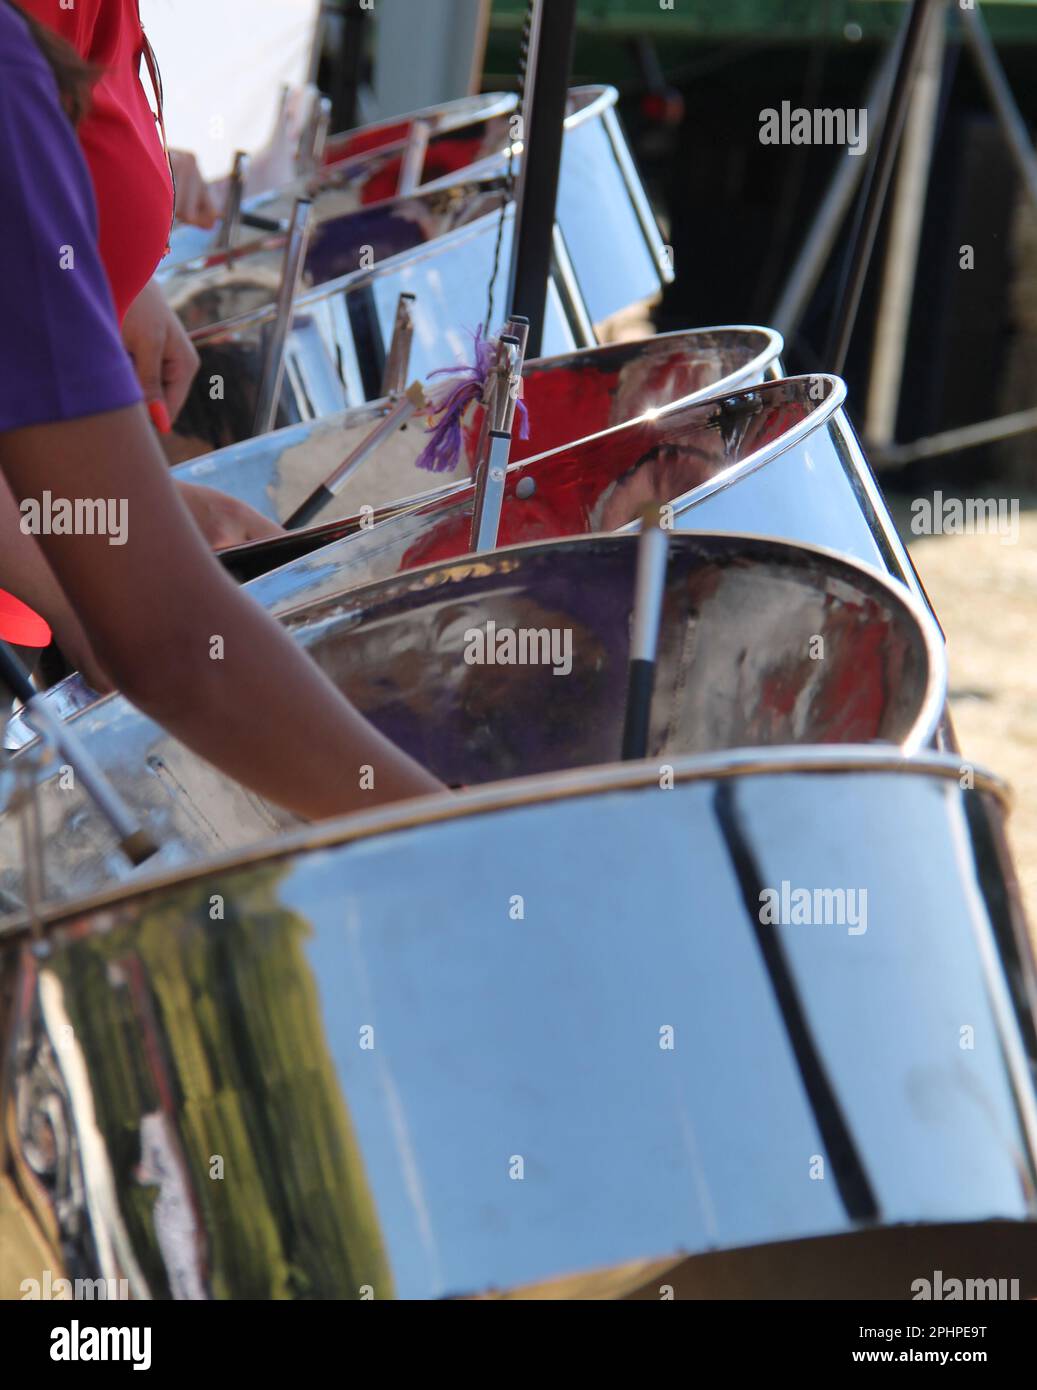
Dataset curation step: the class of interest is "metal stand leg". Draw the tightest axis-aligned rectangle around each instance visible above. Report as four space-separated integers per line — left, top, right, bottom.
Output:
870 2 1037 466
961 5 1037 214
864 0 948 447
825 0 944 374
771 43 899 340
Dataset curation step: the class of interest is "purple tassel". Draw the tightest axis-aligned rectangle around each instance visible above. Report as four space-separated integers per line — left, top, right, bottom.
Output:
414 324 529 473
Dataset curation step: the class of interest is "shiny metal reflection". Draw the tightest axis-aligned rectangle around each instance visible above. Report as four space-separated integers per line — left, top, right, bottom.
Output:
224 373 929 626
166 200 584 453
167 327 784 524
162 91 520 272
1 749 1033 1299
0 532 945 908
163 88 668 449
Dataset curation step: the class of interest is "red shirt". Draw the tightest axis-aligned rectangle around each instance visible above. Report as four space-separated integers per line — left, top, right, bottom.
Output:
19 0 174 321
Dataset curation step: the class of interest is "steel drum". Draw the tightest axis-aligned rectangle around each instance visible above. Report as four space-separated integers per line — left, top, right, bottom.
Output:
168 88 670 451
162 91 519 271
171 201 586 453
2 370 921 751
423 85 673 326
1 748 1033 1299
165 177 511 341
213 374 930 624
168 328 784 522
0 533 944 908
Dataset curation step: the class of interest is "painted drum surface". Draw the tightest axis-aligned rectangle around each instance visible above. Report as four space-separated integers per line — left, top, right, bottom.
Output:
225 374 928 623
1 751 1034 1299
162 92 519 271
168 328 784 523
0 533 945 909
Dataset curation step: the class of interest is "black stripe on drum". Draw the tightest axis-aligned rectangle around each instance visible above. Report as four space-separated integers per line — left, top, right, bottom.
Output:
713 780 880 1223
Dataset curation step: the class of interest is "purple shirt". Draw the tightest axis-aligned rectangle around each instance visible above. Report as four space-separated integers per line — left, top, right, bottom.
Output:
0 3 141 432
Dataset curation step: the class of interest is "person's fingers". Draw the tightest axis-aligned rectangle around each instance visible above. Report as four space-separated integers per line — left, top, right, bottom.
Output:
245 511 284 542
161 322 201 422
123 321 164 404
211 503 283 548
172 153 219 229
187 179 218 230
178 173 217 228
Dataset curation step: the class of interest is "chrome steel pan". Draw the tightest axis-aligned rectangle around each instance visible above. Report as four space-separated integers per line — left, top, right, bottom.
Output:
166 89 668 449
1 749 1033 1298
164 176 510 341
0 533 945 909
223 374 930 623
168 328 784 521
423 85 673 325
163 91 519 271
170 202 586 452
165 88 666 330
2 369 916 749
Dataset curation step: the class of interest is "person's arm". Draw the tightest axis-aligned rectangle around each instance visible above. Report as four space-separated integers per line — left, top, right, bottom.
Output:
0 470 111 688
0 404 444 819
0 471 285 688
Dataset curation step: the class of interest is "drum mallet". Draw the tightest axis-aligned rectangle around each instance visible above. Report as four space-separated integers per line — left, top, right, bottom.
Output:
380 292 418 398
217 150 250 253
0 642 158 867
621 505 670 761
253 196 315 437
284 380 429 530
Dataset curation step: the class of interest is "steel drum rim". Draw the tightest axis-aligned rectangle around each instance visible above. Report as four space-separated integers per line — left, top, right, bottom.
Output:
255 93 520 200
655 373 849 522
188 86 631 344
323 90 519 164
418 84 619 195
1 523 948 761
0 744 1005 944
360 325 792 517
514 323 785 393
268 527 948 752
255 362 832 535
189 197 516 342
364 368 841 525
162 170 513 281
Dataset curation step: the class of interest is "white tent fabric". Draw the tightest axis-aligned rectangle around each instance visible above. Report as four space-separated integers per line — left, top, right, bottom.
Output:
141 0 321 181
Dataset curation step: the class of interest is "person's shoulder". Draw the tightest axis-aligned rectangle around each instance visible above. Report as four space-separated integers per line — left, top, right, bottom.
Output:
0 3 53 83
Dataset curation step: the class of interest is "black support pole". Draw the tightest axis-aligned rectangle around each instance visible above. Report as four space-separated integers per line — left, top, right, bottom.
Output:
505 0 579 359
824 0 942 376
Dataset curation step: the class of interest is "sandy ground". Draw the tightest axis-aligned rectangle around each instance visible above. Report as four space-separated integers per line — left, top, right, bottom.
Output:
891 492 1037 931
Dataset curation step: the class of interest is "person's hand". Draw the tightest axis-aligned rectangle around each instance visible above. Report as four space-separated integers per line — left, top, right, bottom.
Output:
175 481 284 550
169 149 217 229
122 279 200 426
